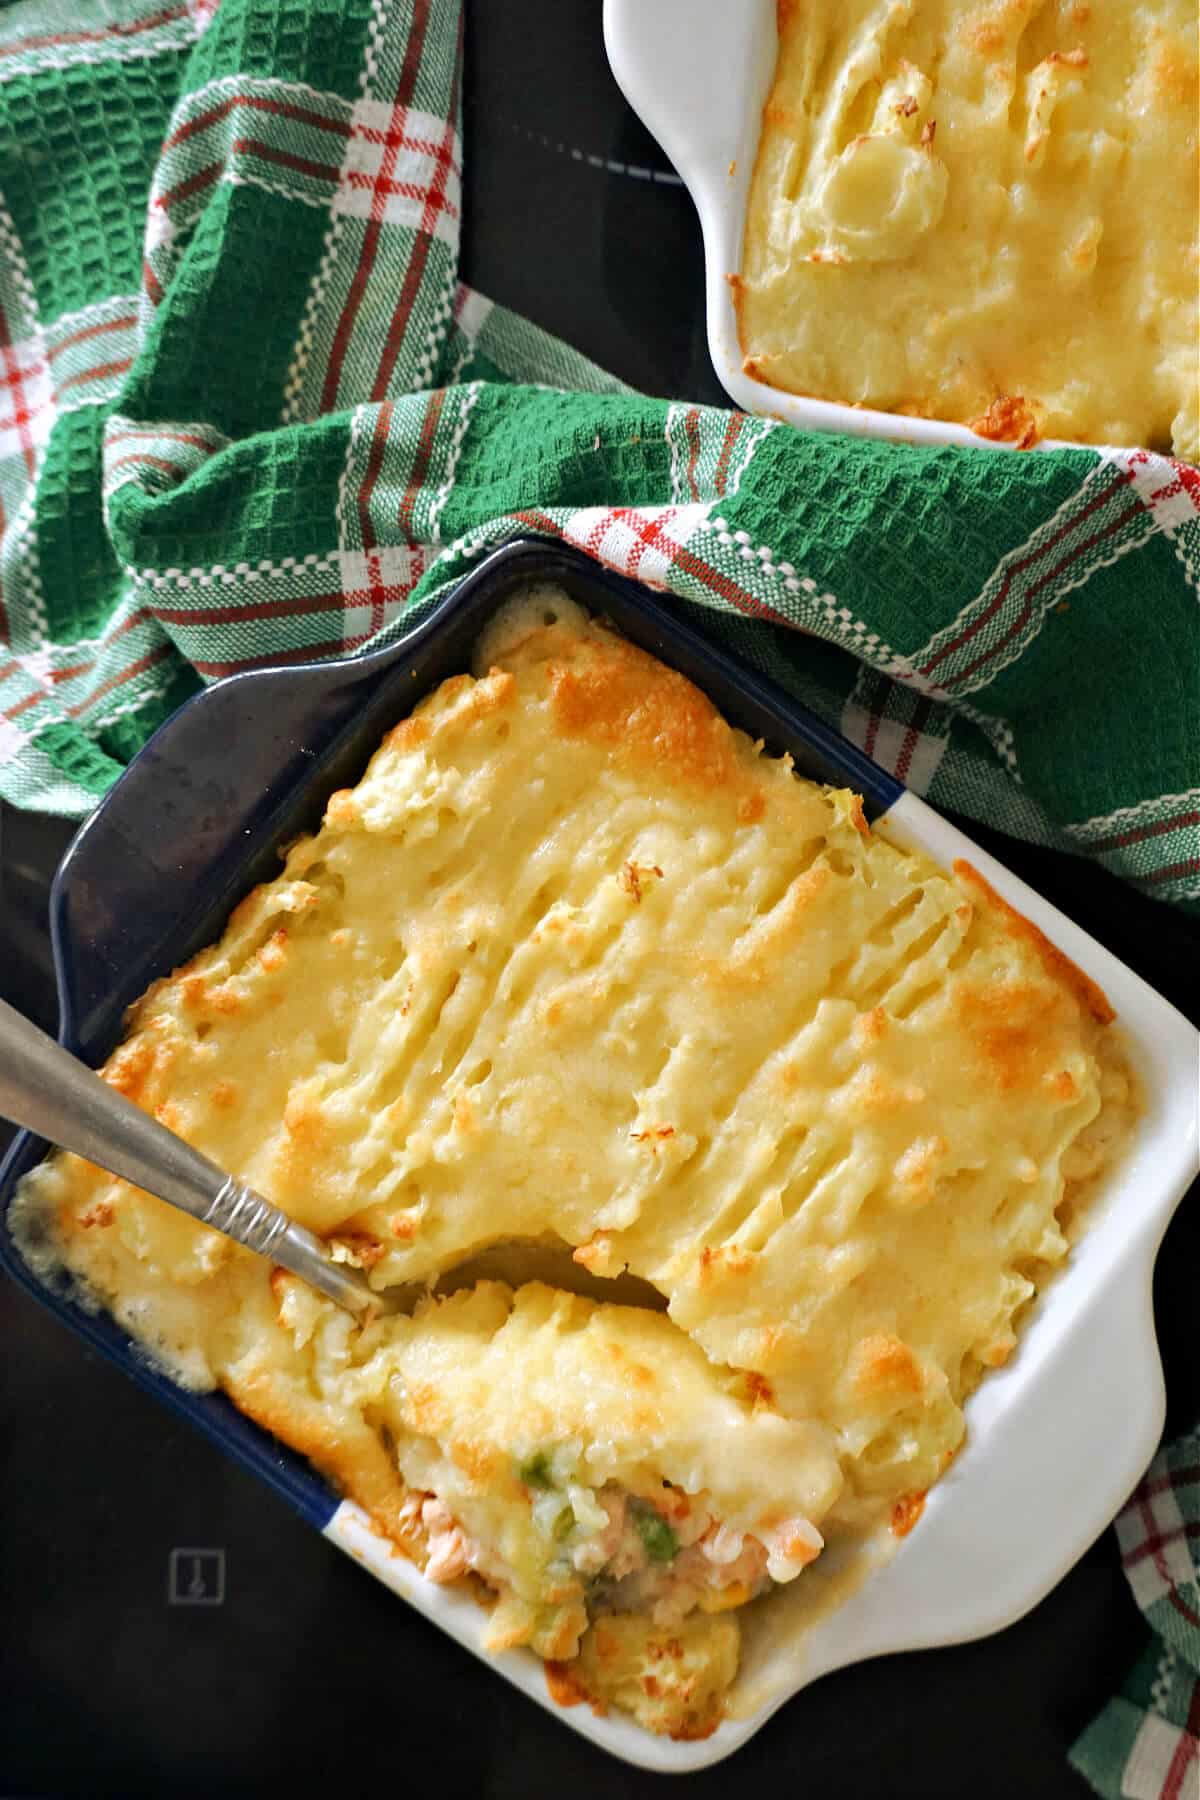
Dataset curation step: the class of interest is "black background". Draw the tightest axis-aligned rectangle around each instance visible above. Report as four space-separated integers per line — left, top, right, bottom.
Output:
2 5 1197 1794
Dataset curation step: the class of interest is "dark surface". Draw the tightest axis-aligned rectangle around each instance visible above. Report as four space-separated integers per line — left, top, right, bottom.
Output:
2 4 1197 1796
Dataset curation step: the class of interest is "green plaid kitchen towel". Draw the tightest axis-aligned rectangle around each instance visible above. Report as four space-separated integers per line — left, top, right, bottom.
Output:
0 0 1196 913
0 0 1195 1788
1071 1432 1200 1799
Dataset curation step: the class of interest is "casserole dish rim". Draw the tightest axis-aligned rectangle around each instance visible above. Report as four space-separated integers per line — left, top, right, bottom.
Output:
1 536 1196 1772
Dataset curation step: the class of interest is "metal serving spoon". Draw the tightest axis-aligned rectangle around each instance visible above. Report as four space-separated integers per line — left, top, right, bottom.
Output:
0 997 384 1320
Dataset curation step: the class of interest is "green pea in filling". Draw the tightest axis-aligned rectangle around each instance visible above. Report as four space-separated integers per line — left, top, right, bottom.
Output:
631 1501 679 1564
519 1450 555 1490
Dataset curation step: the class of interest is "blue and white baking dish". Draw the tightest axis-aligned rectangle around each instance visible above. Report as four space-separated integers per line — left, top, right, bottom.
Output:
1 539 1196 1772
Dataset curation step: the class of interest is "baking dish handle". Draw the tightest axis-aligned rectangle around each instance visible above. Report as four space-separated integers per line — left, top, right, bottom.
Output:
48 652 405 1062
603 0 776 204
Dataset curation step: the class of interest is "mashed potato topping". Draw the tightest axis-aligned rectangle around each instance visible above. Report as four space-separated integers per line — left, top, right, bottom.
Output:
13 588 1135 1738
736 0 1199 456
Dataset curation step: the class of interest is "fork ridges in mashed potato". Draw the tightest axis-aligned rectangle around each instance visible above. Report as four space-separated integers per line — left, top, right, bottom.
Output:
11 590 1135 1738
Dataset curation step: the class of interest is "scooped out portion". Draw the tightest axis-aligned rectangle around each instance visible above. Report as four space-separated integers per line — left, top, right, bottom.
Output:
277 1276 841 1737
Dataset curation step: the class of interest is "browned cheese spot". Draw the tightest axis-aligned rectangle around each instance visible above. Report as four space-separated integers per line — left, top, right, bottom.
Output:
967 394 1042 450
572 1235 612 1275
698 1243 756 1284
104 1038 155 1101
283 1091 327 1146
544 1660 588 1709
630 1124 675 1150
890 1490 927 1537
1152 38 1196 104
257 928 288 973
328 1230 386 1270
745 1370 776 1410
547 634 763 819
449 1438 501 1485
852 1332 925 1397
953 860 1115 1024
384 715 430 751
958 975 1081 1091
853 1005 889 1048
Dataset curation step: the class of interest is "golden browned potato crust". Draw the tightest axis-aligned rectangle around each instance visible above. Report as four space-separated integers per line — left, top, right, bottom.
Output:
738 0 1199 456
12 591 1136 1739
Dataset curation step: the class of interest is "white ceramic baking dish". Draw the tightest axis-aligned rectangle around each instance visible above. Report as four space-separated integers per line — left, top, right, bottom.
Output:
3 542 1196 1772
604 0 1083 453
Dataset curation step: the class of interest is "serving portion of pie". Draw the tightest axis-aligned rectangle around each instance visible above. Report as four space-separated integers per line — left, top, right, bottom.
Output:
14 587 1135 1737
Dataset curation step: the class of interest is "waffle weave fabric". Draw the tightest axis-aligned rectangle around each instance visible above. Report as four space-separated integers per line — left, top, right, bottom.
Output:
0 0 1195 912
1070 1432 1200 1800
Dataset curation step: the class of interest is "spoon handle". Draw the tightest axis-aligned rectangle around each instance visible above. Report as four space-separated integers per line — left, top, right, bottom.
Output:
0 997 380 1319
